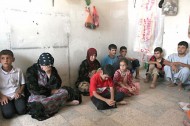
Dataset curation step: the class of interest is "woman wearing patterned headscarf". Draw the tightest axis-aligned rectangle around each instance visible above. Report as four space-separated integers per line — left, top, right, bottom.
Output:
75 48 101 96
25 53 79 120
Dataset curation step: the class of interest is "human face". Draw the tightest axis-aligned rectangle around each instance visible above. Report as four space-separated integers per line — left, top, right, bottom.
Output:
0 55 14 69
154 51 161 59
89 54 96 62
109 49 117 57
120 61 127 72
40 65 52 72
177 45 187 55
120 49 127 57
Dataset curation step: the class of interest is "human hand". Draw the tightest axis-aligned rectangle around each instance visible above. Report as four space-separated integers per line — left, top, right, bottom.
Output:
130 58 136 61
131 86 136 91
156 62 162 69
51 89 59 94
128 87 136 93
105 99 116 106
14 92 21 99
171 65 178 73
173 62 181 66
89 70 97 78
128 87 133 93
0 95 9 105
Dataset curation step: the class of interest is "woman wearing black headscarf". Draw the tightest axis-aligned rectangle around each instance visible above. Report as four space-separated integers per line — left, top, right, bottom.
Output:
75 48 101 95
26 53 79 120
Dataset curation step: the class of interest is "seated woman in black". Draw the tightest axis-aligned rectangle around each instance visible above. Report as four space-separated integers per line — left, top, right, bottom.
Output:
75 48 101 95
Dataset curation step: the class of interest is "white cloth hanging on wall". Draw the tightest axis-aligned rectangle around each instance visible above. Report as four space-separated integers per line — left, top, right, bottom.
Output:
133 0 164 62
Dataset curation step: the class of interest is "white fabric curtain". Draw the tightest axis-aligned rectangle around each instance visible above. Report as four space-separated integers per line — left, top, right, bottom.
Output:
132 0 164 62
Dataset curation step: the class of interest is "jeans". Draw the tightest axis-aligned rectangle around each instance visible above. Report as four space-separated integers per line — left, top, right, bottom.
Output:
91 91 125 110
0 96 26 119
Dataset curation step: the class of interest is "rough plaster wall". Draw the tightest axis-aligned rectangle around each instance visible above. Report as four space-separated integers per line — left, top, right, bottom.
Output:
162 0 190 57
0 0 128 86
127 0 190 59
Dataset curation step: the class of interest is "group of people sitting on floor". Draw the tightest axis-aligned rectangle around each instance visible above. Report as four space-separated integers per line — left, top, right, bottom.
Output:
0 51 81 121
0 41 190 123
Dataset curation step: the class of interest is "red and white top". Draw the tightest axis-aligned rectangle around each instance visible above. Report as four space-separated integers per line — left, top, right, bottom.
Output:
89 71 113 97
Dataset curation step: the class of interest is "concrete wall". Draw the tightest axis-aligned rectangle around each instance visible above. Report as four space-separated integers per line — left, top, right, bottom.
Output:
0 0 128 86
127 0 190 58
1 0 189 86
162 0 190 57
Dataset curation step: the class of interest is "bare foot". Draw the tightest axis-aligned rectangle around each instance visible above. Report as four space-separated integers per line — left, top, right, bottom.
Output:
178 82 183 91
117 100 128 105
167 82 177 87
150 83 156 89
144 78 149 83
144 74 151 83
187 104 190 108
183 120 190 126
66 100 79 106
135 75 140 80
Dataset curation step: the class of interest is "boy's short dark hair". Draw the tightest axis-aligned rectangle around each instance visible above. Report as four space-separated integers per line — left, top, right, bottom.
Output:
154 47 163 53
119 58 128 65
120 46 127 51
108 44 117 50
0 49 14 57
178 41 189 48
102 64 114 77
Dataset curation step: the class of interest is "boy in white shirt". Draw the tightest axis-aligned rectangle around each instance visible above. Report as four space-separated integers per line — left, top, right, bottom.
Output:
0 49 26 119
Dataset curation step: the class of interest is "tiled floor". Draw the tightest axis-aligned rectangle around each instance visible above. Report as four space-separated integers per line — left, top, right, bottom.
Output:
1 71 189 126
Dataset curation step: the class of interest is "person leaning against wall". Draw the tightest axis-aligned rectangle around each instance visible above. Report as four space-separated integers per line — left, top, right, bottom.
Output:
75 48 101 96
101 44 118 71
0 49 26 119
164 41 190 91
25 52 80 121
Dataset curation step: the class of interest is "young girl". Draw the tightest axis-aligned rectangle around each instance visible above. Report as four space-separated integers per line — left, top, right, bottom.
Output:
113 58 140 96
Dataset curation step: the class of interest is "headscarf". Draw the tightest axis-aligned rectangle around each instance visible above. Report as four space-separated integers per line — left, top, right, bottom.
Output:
86 48 97 70
38 53 54 66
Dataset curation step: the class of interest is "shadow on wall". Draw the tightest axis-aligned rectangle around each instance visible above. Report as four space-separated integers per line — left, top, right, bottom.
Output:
13 54 35 75
70 49 86 86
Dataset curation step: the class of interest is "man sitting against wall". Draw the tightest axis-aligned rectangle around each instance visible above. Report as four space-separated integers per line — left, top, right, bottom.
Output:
164 41 190 90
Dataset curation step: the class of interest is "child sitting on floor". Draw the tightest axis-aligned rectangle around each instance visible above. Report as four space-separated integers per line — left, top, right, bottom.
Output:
117 46 140 79
113 58 140 96
144 47 166 88
89 64 127 110
0 49 26 119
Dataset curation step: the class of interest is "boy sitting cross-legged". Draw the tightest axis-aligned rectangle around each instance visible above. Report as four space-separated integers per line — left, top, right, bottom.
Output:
90 64 127 110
